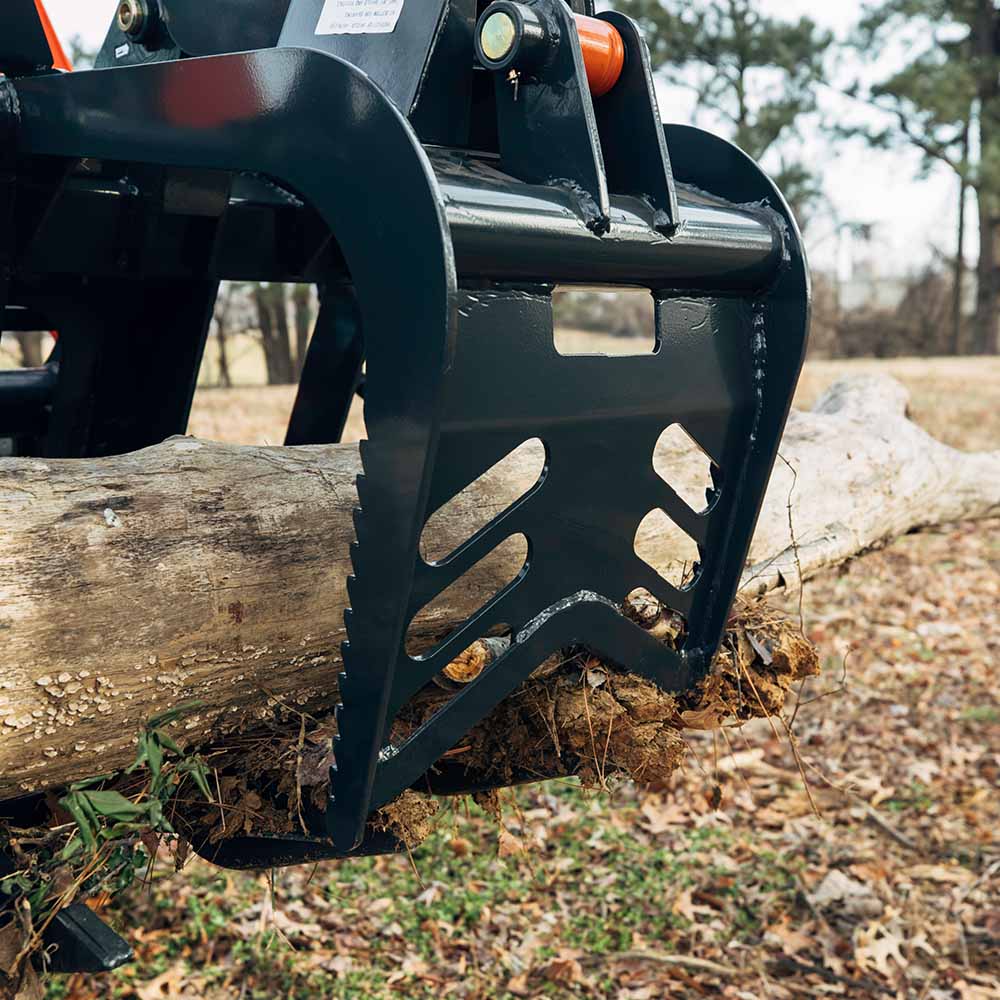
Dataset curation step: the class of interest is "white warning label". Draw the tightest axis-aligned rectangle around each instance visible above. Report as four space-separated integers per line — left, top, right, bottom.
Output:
316 0 405 35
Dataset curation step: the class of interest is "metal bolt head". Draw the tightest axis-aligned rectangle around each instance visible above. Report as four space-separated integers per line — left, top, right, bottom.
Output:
117 0 147 38
480 12 517 63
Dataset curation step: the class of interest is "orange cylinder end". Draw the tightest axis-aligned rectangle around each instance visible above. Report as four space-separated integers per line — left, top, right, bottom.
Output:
574 15 624 99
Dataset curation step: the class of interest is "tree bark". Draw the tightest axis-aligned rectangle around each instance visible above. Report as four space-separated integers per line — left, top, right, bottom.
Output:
213 285 235 390
11 333 44 370
972 0 1000 355
292 284 313 379
953 121 969 355
0 375 996 799
973 186 999 355
253 284 296 386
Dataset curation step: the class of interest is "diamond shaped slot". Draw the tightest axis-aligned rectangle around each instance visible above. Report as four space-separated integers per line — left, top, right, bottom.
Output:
420 439 545 564
653 424 720 515
406 534 528 658
634 509 701 591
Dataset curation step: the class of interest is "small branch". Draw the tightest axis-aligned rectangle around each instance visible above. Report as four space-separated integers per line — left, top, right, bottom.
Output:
614 950 740 977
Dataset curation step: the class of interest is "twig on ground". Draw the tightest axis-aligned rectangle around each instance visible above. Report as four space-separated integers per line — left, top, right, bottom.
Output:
614 950 739 977
859 801 918 850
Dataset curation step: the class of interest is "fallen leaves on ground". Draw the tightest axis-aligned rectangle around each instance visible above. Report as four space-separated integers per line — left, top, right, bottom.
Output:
50 516 998 1000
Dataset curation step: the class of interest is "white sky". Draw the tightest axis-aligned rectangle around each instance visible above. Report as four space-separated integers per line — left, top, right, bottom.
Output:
42 0 961 278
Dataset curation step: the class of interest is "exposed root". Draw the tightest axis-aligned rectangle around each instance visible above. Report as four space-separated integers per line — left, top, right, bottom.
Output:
168 597 818 848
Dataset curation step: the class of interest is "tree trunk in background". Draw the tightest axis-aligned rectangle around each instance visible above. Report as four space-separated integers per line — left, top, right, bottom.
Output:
270 284 295 381
253 283 296 385
953 123 969 355
292 284 313 379
972 1 1000 355
974 191 1000 354
12 332 44 368
216 325 233 389
0 375 997 797
213 285 234 389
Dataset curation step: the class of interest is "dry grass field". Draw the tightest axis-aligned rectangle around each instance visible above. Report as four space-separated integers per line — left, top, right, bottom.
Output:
189 350 1000 453
45 353 1000 999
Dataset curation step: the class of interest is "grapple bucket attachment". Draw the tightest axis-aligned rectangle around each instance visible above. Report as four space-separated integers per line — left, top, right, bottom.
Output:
0 0 809 878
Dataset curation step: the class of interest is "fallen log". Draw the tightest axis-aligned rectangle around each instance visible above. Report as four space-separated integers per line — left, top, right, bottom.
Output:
0 374 997 797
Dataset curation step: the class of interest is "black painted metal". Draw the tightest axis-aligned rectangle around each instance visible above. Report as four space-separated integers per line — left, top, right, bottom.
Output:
436 156 781 288
0 80 16 348
593 11 677 232
408 0 478 147
0 0 55 75
487 0 611 231
12 279 218 459
0 367 57 408
97 0 292 68
0 0 808 909
280 0 451 117
2 305 50 331
43 904 134 973
286 285 364 446
0 850 132 972
13 166 778 288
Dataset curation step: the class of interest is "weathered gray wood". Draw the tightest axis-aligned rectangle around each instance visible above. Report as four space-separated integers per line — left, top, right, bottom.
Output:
0 374 996 797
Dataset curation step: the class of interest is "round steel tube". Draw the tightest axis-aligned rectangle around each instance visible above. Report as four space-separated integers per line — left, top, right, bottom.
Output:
0 367 57 408
440 171 783 291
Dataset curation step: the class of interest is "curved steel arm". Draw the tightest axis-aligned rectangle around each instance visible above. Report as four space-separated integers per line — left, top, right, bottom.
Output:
12 47 459 850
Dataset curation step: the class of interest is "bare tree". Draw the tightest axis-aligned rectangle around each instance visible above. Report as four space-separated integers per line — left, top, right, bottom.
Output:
253 283 296 386
12 332 45 369
292 284 314 378
212 284 236 389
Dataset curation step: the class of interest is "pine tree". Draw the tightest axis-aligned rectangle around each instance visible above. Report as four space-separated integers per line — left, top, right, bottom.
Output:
845 1 999 355
613 0 832 225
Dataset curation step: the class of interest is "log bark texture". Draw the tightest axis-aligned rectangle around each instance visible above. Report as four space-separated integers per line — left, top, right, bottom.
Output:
0 375 997 797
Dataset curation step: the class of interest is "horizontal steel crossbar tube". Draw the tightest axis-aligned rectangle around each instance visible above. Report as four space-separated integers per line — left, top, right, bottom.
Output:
0 367 57 407
440 170 783 290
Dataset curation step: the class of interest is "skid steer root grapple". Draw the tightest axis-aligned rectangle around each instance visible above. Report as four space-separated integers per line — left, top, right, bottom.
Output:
0 0 809 971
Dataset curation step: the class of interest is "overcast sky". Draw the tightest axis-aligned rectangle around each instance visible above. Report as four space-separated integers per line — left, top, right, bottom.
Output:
42 0 960 277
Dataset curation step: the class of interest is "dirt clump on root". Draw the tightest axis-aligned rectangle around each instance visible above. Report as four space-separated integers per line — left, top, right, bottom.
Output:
374 791 441 847
394 599 819 796
173 598 819 848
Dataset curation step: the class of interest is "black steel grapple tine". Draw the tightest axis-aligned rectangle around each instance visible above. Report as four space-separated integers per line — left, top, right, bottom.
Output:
11 49 461 853
369 596 695 810
649 480 713 547
286 285 364 446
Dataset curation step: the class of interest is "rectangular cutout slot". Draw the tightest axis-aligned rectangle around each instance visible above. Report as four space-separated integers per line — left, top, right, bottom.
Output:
553 286 656 356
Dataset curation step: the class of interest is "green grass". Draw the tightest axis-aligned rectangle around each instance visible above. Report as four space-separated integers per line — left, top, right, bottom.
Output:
961 704 1000 723
55 779 815 1000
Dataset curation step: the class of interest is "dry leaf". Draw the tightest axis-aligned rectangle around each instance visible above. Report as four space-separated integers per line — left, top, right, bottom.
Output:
498 829 526 858
854 922 907 978
809 870 883 918
136 965 188 1000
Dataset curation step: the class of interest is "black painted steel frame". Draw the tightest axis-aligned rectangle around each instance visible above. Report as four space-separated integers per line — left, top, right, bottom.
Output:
0 0 810 878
